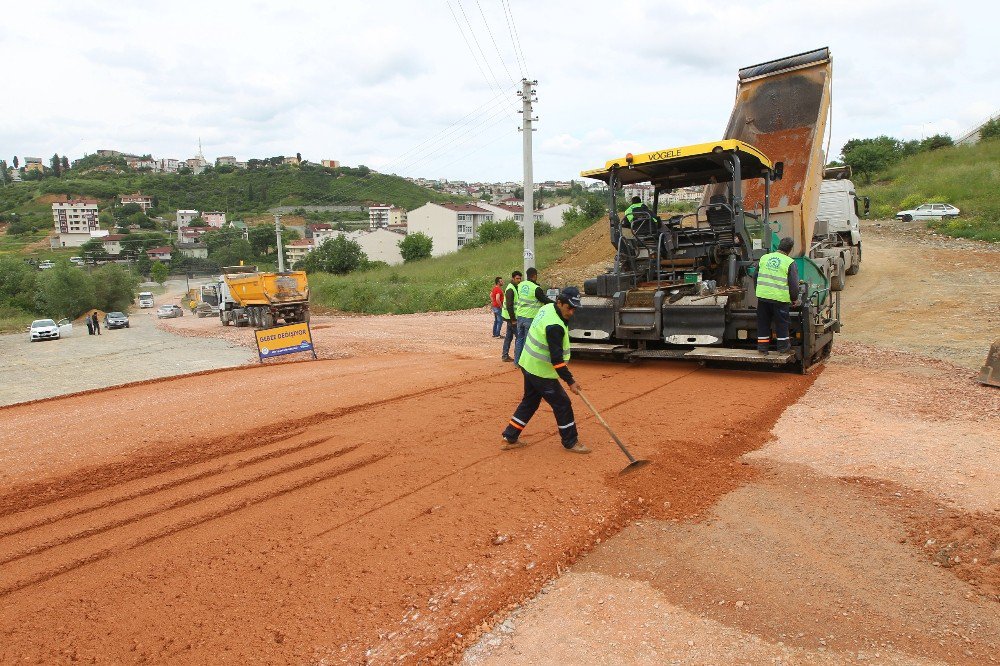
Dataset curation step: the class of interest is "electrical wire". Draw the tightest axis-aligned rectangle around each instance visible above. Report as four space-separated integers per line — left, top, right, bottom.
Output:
475 0 518 87
501 0 529 77
446 0 515 108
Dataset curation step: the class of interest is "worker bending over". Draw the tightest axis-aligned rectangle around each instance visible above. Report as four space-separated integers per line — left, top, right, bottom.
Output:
502 287 591 454
755 237 800 354
513 267 552 364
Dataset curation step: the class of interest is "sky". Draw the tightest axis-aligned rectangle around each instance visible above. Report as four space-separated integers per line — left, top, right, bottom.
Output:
1 0 997 183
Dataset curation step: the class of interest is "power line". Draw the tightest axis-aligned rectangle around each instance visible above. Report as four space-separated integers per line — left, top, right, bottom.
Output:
475 0 518 87
501 0 529 76
446 0 514 107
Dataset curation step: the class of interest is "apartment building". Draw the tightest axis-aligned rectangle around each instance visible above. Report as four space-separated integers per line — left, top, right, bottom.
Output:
407 203 493 256
24 157 44 173
119 191 153 212
476 202 544 227
285 239 315 265
52 198 100 247
176 209 199 227
202 211 226 228
321 159 341 168
368 204 407 229
215 156 237 167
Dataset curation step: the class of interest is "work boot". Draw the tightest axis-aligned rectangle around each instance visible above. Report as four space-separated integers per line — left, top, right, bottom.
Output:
501 436 526 451
566 443 591 454
501 356 513 362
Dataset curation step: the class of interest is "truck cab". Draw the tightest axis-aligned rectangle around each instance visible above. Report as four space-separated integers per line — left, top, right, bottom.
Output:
138 292 154 308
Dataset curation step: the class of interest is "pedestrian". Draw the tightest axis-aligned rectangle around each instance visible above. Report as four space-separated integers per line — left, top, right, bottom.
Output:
86 313 94 336
501 270 522 362
501 287 590 454
490 277 504 338
513 267 553 364
755 236 799 354
92 311 101 336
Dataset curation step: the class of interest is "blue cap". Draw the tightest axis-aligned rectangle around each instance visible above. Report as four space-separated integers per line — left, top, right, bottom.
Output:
560 286 582 307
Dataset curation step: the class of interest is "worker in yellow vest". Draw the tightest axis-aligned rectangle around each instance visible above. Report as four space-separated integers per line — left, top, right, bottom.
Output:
513 267 553 364
755 237 800 354
502 287 591 454
501 270 522 362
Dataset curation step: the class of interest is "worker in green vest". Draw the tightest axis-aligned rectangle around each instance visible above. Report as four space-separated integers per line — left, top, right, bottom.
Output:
755 237 800 354
513 267 552 364
623 195 658 230
502 287 590 454
501 270 522 362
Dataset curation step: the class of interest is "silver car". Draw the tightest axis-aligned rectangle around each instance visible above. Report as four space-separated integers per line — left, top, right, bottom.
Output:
896 203 960 222
156 305 184 319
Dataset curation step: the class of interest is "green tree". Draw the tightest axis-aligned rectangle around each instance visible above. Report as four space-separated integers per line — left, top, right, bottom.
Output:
0 256 38 312
840 136 902 183
50 153 62 177
12 156 18 169
920 134 953 151
398 231 433 262
980 118 1000 141
35 262 96 318
93 264 139 312
80 238 109 264
60 155 70 172
150 261 169 285
136 253 152 277
0 160 8 186
473 219 520 245
299 235 367 274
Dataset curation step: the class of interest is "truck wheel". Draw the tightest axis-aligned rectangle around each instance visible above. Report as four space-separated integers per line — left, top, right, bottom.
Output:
301 309 310 323
846 244 861 275
830 257 846 292
262 312 274 328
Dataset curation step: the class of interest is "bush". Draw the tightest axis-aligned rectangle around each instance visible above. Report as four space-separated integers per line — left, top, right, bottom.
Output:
299 235 368 274
981 118 1000 142
34 262 96 319
93 264 140 312
399 232 433 263
474 219 520 245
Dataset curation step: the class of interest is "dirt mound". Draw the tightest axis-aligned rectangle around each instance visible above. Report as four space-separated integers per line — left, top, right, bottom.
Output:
544 218 615 288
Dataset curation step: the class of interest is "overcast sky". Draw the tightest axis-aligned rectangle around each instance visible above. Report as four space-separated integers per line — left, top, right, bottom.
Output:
2 0 996 182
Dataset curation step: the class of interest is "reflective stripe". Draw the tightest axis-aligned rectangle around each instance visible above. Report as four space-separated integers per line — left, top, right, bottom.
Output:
755 252 794 303
757 277 788 289
520 344 551 364
557 421 576 429
508 420 525 430
776 337 789 341
511 416 526 426
552 362 567 369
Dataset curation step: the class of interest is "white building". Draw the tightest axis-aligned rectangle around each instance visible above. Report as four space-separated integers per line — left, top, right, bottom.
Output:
52 199 100 247
176 210 199 227
407 202 493 257
541 203 573 228
119 192 153 212
476 202 544 227
216 156 237 167
158 158 180 174
351 228 404 265
368 204 407 229
286 239 315 265
177 242 209 259
102 234 126 255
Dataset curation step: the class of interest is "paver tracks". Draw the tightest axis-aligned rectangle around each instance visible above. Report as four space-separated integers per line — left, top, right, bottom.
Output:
0 358 811 664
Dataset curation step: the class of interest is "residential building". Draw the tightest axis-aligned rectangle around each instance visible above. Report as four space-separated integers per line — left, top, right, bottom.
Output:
540 203 573 228
24 157 44 173
52 198 100 247
368 204 407 229
119 191 153 212
476 202 544 227
225 220 249 240
202 211 226 228
178 226 210 243
351 228 404 265
102 234 127 255
312 227 340 245
407 202 493 256
177 242 209 259
285 239 315 265
146 246 173 262
282 155 301 165
215 156 237 167
306 223 334 239
158 158 180 174
321 159 341 168
176 209 199 227
125 156 156 171
97 149 122 157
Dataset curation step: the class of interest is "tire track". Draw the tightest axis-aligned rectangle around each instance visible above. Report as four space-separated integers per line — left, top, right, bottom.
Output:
0 434 333 540
0 441 363 568
0 451 388 599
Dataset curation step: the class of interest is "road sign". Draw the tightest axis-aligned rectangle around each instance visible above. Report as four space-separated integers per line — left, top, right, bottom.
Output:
254 322 317 363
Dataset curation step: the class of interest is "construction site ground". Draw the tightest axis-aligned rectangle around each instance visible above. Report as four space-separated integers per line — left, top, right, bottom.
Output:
0 220 997 664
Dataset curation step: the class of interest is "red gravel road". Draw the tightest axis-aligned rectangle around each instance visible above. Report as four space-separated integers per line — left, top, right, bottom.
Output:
0 356 811 663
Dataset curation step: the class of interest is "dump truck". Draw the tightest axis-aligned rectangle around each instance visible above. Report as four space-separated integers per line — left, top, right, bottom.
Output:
217 265 310 328
816 165 868 288
571 47 841 372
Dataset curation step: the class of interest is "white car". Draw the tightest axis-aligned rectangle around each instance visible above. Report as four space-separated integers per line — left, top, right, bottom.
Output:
28 319 60 342
37 261 55 270
895 203 960 222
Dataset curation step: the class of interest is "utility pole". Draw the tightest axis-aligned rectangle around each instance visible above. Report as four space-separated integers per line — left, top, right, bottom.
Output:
519 78 538 273
274 214 286 272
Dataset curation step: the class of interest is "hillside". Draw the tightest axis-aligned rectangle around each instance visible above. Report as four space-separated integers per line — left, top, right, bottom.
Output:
860 139 1000 241
0 163 461 249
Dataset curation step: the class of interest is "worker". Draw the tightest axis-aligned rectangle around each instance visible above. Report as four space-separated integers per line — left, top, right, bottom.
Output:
623 195 658 229
513 267 553 364
502 286 590 454
490 276 504 338
501 270 522 362
755 237 800 354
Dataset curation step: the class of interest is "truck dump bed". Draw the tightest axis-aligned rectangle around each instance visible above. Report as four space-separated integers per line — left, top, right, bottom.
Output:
707 48 832 256
223 271 309 307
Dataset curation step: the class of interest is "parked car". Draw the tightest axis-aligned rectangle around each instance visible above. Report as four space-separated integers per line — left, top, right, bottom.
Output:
156 305 184 319
896 203 960 222
69 256 84 264
28 319 60 342
37 261 55 270
104 311 130 329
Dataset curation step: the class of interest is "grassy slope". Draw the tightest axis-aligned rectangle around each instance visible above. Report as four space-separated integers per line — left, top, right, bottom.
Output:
861 139 1000 241
310 219 598 315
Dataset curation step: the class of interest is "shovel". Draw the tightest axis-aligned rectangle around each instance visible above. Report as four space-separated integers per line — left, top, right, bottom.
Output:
576 389 651 475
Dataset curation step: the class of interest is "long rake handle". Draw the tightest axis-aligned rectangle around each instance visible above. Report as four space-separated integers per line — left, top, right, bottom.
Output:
576 390 639 464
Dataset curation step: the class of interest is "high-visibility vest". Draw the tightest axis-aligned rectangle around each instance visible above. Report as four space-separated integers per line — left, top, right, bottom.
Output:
518 303 570 379
504 282 517 315
755 252 794 303
515 279 542 318
624 203 646 222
